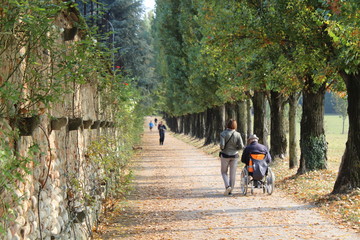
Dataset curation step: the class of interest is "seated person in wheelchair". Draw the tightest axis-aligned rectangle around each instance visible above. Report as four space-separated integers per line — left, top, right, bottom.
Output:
241 134 272 187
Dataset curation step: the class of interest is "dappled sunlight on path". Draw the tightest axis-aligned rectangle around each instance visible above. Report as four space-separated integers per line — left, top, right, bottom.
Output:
97 117 360 240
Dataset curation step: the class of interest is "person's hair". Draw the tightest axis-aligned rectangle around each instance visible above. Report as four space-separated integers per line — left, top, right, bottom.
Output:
226 119 237 130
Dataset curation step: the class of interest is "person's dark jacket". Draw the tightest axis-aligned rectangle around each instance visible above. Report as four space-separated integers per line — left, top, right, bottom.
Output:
158 124 166 136
241 141 272 165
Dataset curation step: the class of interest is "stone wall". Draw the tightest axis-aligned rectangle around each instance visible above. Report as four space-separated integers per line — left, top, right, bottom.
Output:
6 96 112 239
1 6 114 240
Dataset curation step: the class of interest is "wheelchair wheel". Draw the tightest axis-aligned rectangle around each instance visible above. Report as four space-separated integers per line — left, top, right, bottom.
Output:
240 167 248 195
250 181 254 195
265 167 275 195
262 183 266 193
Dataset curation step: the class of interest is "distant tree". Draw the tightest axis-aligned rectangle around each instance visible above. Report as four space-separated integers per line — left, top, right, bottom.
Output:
331 93 348 134
324 92 336 114
75 0 158 114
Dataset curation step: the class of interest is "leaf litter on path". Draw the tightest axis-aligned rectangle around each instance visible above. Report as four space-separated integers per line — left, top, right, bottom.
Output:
93 117 360 240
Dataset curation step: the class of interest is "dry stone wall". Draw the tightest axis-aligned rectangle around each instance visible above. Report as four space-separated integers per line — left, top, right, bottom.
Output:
2 8 114 240
7 94 111 240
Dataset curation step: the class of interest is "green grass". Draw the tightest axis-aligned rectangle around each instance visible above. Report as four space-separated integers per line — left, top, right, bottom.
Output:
324 115 348 169
294 114 348 169
324 114 349 135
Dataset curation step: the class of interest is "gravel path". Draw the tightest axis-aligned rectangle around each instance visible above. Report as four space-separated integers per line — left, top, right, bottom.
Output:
98 117 360 240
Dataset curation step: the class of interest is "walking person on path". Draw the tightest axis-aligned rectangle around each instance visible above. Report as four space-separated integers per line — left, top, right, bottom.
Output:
154 118 158 126
219 119 244 196
158 121 167 145
149 120 154 131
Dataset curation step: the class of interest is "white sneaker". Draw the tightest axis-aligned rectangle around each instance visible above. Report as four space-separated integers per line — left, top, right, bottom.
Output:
224 186 232 196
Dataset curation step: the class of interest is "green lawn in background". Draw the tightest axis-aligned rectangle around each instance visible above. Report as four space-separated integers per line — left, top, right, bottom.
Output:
295 114 349 170
324 114 348 169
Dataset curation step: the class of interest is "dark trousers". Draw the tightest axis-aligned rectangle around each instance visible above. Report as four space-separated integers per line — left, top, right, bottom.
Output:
159 132 165 145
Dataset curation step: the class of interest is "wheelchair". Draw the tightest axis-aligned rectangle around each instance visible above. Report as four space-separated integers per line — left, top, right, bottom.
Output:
239 153 275 195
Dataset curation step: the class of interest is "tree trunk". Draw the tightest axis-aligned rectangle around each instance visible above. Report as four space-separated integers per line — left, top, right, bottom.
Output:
198 112 206 139
168 116 178 133
297 77 327 174
217 105 226 144
204 105 225 145
236 100 247 143
184 114 190 135
84 2 87 16
204 108 216 145
192 113 198 138
225 102 236 121
176 117 181 133
190 114 195 137
252 91 268 147
333 72 360 193
178 116 184 134
270 91 287 159
246 99 253 139
193 113 203 139
289 93 300 169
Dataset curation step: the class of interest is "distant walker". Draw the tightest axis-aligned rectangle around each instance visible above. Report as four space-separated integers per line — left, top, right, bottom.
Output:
158 121 167 145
